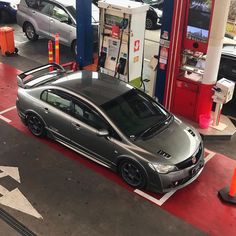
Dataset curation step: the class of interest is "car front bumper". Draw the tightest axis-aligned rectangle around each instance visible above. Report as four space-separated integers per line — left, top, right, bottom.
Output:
148 144 205 193
158 158 205 193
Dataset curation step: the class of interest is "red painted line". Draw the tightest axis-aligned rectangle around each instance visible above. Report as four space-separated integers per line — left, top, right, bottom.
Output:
1 63 236 236
0 63 20 111
162 154 236 236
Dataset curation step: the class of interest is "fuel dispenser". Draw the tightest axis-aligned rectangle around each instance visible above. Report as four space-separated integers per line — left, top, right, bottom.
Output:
170 0 215 122
156 0 232 125
211 78 235 130
98 0 148 85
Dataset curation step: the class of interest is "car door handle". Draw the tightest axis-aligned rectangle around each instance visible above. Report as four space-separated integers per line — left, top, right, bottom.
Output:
44 107 49 113
50 19 54 23
72 122 80 130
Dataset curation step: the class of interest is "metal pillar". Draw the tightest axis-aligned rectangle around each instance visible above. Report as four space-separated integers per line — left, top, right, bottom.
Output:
155 0 174 104
76 0 93 67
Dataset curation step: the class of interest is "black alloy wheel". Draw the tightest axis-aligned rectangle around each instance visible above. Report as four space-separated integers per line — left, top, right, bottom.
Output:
146 17 155 30
25 23 39 41
27 114 45 137
119 160 147 188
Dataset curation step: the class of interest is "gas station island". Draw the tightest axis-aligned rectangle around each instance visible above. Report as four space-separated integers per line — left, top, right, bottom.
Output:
0 0 236 235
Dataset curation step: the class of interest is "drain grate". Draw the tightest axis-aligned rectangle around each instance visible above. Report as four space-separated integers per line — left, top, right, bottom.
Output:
0 208 37 236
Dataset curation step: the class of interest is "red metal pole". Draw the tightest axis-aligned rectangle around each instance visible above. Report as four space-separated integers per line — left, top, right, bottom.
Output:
48 40 53 71
55 33 59 64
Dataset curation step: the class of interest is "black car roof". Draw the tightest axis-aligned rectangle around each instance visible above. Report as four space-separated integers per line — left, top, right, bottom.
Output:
51 71 132 105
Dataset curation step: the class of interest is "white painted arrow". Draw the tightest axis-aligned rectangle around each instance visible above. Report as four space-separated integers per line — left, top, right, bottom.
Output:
0 188 43 219
0 166 21 183
0 166 43 219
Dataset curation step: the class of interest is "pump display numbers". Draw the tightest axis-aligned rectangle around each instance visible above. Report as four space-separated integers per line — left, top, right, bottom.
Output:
186 0 212 43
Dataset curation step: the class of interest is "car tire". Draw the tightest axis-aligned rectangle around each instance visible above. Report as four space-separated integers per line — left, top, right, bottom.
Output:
146 17 156 30
119 160 147 189
27 114 46 137
24 23 39 41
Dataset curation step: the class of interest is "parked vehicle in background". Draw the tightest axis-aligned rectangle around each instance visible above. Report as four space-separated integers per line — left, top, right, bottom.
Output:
0 0 20 23
134 0 163 29
92 0 163 30
218 44 236 118
17 0 99 55
16 63 204 193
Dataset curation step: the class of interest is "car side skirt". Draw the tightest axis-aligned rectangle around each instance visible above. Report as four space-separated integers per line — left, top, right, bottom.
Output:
56 139 113 169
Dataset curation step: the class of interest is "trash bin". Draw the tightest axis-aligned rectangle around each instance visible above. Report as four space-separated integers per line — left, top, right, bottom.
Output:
0 27 18 56
199 114 212 129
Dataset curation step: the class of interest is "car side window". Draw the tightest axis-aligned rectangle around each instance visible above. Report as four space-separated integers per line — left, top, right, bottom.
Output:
41 90 48 101
39 1 54 15
52 5 69 22
73 100 122 140
41 90 72 114
73 100 108 130
25 0 38 9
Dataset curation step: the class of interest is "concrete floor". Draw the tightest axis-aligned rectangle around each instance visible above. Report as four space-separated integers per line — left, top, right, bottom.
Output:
0 23 235 235
0 120 206 236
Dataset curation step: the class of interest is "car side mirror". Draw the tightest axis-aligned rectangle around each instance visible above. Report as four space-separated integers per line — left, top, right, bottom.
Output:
97 129 109 137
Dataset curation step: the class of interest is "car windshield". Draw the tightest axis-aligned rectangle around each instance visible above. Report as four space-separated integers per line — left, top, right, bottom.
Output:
101 89 171 139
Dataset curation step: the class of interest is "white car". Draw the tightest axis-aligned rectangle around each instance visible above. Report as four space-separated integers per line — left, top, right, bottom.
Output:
17 0 99 55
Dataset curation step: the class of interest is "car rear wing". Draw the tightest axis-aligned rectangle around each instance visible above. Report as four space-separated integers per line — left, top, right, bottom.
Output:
17 63 66 88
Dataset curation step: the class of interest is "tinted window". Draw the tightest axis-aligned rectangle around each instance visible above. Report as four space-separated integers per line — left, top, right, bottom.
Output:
52 5 69 22
39 1 54 15
41 90 71 114
73 101 108 130
41 90 47 101
101 89 170 138
26 0 38 8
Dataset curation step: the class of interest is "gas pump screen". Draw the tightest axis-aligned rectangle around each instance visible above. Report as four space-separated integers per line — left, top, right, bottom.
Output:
105 14 129 29
186 0 212 43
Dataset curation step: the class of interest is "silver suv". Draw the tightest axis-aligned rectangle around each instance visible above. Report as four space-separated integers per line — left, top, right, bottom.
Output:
17 0 99 55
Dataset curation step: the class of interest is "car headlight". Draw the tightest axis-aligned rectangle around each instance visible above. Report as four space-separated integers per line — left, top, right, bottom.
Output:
10 3 18 10
149 163 176 174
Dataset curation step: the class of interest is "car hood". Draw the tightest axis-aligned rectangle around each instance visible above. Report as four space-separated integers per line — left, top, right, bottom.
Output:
133 117 202 165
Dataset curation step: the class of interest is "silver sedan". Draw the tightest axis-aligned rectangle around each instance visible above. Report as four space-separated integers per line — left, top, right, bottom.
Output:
16 63 205 193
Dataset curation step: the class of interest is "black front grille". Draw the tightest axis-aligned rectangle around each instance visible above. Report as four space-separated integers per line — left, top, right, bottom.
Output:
176 144 203 170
